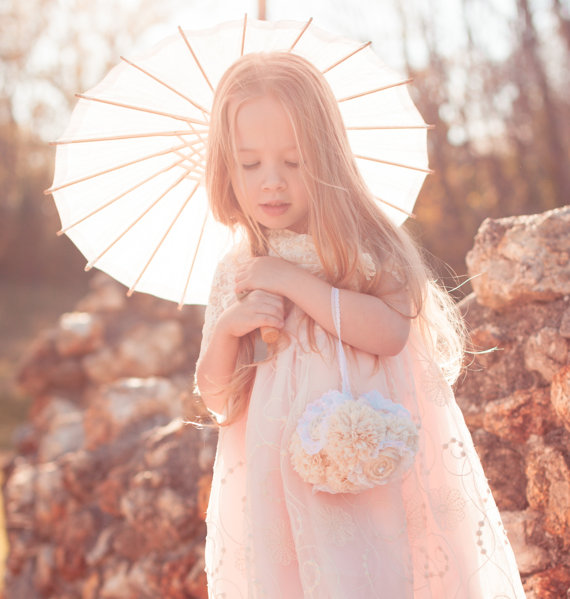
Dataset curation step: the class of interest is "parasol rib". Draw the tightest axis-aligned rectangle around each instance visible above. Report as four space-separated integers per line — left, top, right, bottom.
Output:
288 17 313 51
346 124 435 131
120 56 210 114
375 197 416 219
338 78 413 103
241 14 247 56
128 180 201 298
354 154 433 174
85 169 191 271
322 41 372 74
50 129 208 145
176 152 209 175
44 142 187 194
75 94 208 126
179 207 210 308
178 26 214 93
57 158 186 235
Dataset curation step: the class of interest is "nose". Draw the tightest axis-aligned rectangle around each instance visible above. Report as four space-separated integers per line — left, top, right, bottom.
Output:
261 165 286 192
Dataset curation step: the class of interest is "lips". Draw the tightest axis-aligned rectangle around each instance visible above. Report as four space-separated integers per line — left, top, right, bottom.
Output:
260 202 290 216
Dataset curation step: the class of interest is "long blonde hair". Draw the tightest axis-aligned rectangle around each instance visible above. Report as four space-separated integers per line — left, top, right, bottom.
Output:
205 52 465 424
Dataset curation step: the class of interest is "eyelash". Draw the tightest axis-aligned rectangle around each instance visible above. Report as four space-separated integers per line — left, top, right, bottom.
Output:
241 161 299 169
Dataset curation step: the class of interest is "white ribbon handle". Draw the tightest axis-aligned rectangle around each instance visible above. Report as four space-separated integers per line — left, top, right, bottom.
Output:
331 287 351 395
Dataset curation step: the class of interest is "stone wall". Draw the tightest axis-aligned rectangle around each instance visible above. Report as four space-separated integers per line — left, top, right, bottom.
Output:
2 276 215 598
457 206 570 599
2 206 570 598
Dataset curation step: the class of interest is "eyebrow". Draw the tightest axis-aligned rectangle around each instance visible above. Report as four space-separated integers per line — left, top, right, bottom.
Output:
236 146 299 152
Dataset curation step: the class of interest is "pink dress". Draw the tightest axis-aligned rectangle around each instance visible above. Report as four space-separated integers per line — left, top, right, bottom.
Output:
198 229 526 599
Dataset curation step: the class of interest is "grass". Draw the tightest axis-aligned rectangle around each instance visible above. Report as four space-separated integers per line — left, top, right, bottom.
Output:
0 275 91 594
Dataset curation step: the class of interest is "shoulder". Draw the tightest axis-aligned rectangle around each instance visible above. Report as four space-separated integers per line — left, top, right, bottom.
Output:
208 239 249 302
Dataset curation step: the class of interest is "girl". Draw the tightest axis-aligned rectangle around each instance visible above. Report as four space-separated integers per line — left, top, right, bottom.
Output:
196 52 525 598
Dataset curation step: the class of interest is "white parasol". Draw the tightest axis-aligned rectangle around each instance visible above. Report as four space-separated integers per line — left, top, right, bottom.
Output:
46 16 432 307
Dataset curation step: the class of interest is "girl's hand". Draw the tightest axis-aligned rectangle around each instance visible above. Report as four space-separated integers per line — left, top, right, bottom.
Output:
218 289 285 339
235 256 293 298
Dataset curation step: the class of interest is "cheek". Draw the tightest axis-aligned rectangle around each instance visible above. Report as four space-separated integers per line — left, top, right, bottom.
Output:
230 170 252 199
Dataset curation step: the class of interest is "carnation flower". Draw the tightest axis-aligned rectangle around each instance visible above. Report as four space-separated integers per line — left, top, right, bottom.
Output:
289 390 419 494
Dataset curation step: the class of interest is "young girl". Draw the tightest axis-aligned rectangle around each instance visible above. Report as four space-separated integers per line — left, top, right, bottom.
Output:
196 52 525 598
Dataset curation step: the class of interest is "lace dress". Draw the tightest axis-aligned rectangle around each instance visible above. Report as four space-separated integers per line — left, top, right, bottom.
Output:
198 228 526 599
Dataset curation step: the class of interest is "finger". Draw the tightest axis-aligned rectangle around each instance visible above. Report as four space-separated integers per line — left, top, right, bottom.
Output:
261 326 280 343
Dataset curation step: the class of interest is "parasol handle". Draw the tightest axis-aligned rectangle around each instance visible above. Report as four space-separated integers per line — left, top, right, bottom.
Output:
236 290 280 343
261 326 280 344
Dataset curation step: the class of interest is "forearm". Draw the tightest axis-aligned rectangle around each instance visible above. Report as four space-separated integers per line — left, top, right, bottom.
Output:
195 324 241 415
281 268 410 356
196 289 285 414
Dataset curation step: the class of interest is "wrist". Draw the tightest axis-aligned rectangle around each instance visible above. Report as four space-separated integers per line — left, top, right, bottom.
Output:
216 310 244 342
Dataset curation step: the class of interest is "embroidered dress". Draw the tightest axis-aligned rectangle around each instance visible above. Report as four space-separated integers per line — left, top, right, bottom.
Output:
199 229 526 599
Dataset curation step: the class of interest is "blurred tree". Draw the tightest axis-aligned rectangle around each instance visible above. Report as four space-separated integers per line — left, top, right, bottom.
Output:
0 0 186 281
393 0 569 281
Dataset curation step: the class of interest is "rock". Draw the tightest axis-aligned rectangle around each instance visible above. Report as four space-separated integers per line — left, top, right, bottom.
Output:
34 463 67 538
465 206 570 310
55 312 104 357
525 435 570 545
500 510 551 576
551 366 570 432
523 565 570 599
54 508 98 581
34 544 55 595
82 346 123 385
16 329 87 394
470 430 528 511
116 320 185 378
99 560 131 599
524 327 568 383
560 306 570 338
4 278 211 599
456 294 564 403
483 387 561 444
75 273 128 313
83 377 182 450
36 407 85 463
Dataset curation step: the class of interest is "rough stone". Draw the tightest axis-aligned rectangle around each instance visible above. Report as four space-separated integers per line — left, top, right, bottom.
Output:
500 510 551 576
465 205 570 310
116 320 185 378
524 327 568 383
470 429 528 511
483 387 561 444
83 377 182 450
55 312 104 358
560 306 570 338
75 273 128 313
525 435 570 545
82 347 123 385
523 565 570 599
550 365 570 432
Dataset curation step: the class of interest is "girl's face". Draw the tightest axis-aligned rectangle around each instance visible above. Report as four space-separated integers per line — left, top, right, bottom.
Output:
230 94 310 234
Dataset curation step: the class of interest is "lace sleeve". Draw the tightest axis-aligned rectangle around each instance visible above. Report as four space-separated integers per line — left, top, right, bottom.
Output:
198 246 243 359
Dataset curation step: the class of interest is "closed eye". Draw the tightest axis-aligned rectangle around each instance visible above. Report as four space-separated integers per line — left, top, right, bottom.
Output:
285 161 299 168
241 162 260 170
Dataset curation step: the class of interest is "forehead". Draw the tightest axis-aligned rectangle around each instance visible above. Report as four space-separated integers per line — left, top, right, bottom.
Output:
230 94 299 151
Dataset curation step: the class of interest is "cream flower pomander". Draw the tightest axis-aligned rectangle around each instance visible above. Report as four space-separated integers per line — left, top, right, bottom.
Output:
289 390 419 494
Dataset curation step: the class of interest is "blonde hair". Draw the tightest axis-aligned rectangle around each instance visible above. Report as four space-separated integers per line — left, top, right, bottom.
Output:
205 52 465 424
